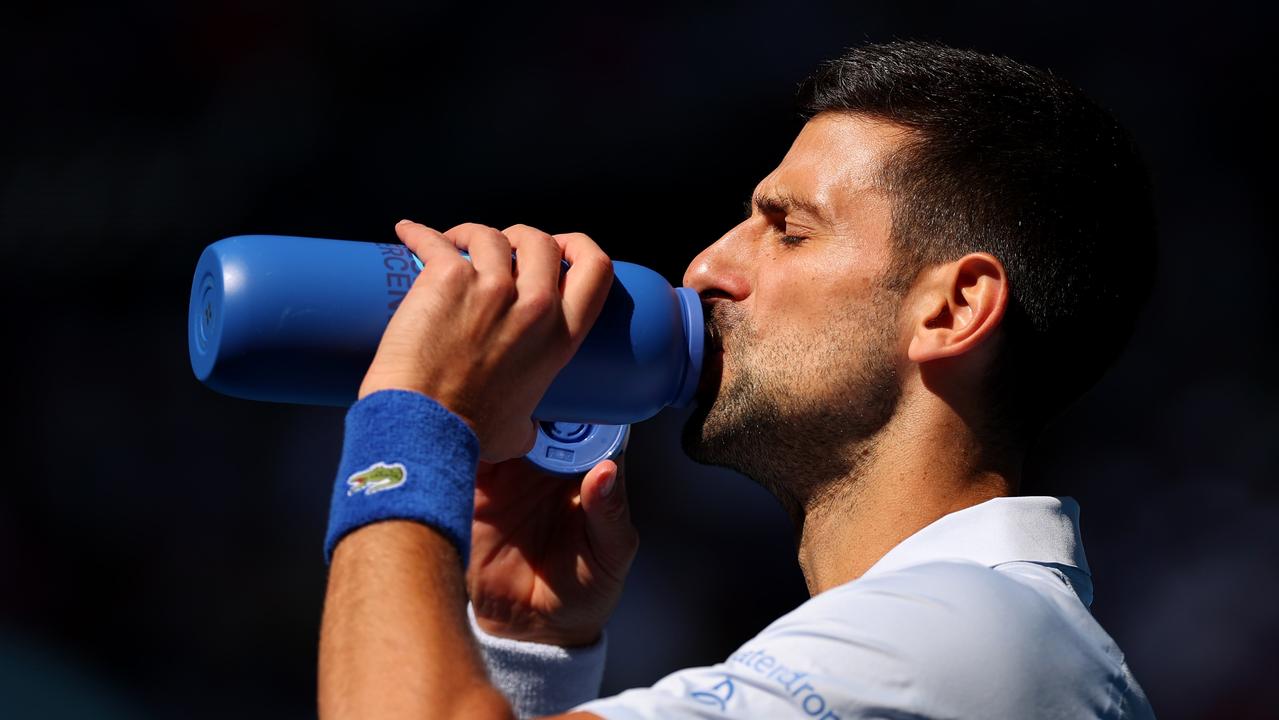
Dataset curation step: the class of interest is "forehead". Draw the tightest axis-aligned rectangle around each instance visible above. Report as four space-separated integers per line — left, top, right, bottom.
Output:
757 113 909 218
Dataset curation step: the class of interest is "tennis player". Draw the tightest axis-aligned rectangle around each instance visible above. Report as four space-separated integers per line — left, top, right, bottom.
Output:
317 41 1157 719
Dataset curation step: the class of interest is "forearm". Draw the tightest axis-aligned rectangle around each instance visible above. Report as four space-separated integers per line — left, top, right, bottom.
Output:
319 521 513 720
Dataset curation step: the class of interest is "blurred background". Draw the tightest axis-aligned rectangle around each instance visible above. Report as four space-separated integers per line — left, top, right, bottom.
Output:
2 1 1275 718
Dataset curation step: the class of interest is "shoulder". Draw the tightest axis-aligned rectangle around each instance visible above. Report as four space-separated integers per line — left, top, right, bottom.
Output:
757 560 1131 715
782 560 1109 668
579 563 1146 719
787 560 1073 641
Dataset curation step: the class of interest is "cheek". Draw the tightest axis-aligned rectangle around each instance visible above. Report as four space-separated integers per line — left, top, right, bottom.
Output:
750 282 857 353
735 321 827 383
752 277 834 334
737 258 893 370
747 294 895 375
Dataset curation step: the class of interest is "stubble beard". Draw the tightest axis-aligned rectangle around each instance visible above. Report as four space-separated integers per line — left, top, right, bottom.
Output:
681 293 902 520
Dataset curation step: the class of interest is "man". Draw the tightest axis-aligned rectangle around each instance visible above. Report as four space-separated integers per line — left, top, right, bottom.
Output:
317 41 1157 718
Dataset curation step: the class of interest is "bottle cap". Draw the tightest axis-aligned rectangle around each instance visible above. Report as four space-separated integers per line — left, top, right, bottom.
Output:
527 422 630 476
672 286 705 408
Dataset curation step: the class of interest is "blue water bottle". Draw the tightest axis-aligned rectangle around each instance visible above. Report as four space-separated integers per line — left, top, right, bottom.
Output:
188 235 705 474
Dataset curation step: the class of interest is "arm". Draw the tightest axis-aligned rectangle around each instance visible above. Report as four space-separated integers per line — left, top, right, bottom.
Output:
317 221 620 720
320 521 607 719
320 522 509 718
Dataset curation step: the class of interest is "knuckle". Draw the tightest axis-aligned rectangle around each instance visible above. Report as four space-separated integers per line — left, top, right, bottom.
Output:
517 290 556 318
448 221 493 234
546 235 567 257
477 273 515 302
447 222 501 246
585 250 614 277
564 232 605 255
502 223 538 236
506 224 556 249
435 256 472 283
530 230 558 248
618 531 640 560
604 498 630 522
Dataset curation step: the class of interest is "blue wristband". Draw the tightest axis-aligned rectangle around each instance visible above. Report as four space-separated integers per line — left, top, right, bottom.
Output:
324 389 480 565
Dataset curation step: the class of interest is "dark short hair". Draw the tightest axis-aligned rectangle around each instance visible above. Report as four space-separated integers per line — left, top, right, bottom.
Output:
798 41 1157 445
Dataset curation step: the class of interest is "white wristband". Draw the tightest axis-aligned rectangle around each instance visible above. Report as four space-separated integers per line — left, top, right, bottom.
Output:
468 604 608 719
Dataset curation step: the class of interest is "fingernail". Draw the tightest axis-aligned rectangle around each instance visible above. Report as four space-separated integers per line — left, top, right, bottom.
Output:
600 468 617 498
397 218 413 225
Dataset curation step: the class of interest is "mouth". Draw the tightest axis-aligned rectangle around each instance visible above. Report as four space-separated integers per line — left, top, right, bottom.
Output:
696 346 723 402
696 305 726 402
704 317 724 353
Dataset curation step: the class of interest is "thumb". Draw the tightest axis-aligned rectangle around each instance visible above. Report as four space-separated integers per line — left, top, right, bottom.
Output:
579 458 638 572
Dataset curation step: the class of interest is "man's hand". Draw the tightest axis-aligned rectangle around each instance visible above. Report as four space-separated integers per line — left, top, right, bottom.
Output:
469 456 638 647
358 221 614 461
320 221 616 719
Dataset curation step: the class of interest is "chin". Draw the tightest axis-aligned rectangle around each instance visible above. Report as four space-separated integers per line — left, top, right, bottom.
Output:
679 391 745 470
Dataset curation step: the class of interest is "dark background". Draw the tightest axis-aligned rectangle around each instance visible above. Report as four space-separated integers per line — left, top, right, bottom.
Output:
2 1 1276 718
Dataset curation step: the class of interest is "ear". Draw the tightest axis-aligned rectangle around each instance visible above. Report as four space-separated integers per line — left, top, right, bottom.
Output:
906 253 1009 364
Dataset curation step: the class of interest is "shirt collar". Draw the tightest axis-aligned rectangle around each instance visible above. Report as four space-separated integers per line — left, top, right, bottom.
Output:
861 496 1093 605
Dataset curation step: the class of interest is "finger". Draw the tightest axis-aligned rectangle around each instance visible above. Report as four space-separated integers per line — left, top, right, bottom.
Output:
502 224 562 314
521 419 538 457
551 232 614 343
444 223 514 290
579 458 638 573
479 419 538 464
396 220 464 268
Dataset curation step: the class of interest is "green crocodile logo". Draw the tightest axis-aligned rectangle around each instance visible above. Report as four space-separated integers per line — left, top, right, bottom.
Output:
346 462 407 496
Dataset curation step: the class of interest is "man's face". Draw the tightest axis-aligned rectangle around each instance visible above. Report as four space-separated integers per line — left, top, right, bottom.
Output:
681 113 910 509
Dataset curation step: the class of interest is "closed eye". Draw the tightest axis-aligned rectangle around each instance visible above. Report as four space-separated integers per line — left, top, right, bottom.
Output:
744 196 809 248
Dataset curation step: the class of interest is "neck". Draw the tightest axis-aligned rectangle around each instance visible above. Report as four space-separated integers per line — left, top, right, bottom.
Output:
793 394 1018 595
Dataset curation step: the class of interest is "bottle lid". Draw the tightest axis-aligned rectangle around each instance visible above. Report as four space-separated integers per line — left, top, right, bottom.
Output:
527 422 630 476
671 286 705 408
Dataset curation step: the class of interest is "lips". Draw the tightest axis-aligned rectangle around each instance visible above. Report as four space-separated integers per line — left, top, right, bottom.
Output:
697 305 725 401
704 318 723 354
696 347 723 401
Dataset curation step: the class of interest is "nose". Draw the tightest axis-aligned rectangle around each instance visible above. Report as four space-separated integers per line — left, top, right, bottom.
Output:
682 225 752 301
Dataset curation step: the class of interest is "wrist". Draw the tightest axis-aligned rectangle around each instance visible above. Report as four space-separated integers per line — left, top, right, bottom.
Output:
357 377 473 424
473 613 603 648
467 603 607 717
325 389 480 564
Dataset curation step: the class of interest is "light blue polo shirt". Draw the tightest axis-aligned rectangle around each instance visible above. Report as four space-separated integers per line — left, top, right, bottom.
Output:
573 496 1155 719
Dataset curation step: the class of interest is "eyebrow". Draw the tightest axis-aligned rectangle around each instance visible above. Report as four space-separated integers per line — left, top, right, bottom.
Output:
747 191 830 225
